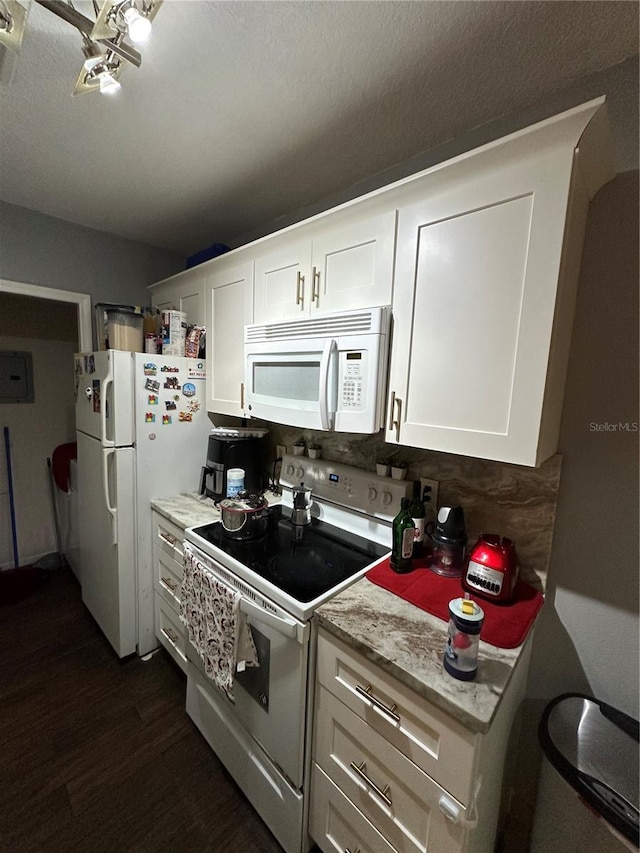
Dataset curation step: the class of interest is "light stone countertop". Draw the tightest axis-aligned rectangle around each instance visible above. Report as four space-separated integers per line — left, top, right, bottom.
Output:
150 491 282 531
315 577 533 734
151 491 531 734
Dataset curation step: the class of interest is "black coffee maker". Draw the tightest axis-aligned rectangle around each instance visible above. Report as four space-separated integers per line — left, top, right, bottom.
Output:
200 430 266 501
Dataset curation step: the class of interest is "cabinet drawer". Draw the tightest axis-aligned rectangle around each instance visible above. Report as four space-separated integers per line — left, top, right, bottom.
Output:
154 513 184 562
154 546 183 608
310 763 397 853
317 630 476 804
154 593 187 673
314 685 466 853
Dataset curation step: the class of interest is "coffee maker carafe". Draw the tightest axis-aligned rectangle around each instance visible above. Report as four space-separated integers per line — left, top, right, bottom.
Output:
200 430 266 501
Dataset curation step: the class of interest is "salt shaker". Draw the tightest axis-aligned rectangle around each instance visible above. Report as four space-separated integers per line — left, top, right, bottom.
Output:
443 597 485 681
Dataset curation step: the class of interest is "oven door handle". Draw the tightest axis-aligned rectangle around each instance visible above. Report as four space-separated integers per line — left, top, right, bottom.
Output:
240 598 298 639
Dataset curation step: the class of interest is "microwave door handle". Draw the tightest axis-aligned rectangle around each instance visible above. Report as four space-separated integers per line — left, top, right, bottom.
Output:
319 338 337 430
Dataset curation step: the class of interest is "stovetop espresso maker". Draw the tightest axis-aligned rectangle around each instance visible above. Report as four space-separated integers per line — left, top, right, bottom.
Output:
291 482 313 526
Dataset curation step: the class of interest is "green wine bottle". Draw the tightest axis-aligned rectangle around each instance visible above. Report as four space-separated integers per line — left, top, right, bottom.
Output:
390 497 415 573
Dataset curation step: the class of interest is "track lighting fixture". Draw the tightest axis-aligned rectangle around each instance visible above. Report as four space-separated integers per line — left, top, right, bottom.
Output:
0 0 162 95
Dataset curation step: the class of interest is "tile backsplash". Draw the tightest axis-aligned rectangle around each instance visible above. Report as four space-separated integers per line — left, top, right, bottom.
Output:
260 422 562 592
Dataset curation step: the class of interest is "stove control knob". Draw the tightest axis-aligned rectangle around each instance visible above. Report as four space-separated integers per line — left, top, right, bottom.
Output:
285 464 295 477
367 487 377 502
295 466 304 480
381 491 393 506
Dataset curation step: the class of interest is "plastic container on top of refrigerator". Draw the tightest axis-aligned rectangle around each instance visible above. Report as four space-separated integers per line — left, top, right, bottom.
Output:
106 308 144 352
94 303 144 352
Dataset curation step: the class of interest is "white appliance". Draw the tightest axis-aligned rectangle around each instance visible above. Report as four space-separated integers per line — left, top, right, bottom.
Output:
184 455 413 853
74 350 211 658
244 306 391 433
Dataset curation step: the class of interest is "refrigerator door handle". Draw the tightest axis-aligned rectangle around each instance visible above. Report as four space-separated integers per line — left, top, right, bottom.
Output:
102 447 117 545
101 358 115 447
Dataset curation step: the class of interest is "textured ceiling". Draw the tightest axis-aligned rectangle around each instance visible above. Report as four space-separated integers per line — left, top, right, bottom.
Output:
0 1 638 255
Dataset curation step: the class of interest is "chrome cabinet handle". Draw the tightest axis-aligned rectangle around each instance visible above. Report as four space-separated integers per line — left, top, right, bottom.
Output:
349 760 392 807
159 531 177 547
388 391 401 441
161 626 179 644
161 576 177 592
312 266 320 303
296 271 305 306
355 683 400 723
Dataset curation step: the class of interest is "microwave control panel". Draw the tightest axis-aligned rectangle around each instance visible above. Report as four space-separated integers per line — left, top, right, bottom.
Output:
339 350 367 411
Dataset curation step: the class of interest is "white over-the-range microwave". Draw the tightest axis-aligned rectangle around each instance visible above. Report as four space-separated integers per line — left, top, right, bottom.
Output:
244 306 391 433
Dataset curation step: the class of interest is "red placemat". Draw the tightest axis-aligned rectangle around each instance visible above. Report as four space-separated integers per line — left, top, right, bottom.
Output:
366 557 543 649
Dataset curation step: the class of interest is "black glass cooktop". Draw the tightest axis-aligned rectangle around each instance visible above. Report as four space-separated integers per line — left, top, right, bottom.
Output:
191 506 389 603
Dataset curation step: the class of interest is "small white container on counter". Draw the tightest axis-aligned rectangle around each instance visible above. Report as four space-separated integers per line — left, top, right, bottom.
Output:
226 468 245 497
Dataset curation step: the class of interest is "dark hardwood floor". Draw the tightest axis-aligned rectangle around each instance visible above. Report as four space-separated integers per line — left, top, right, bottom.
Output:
0 566 285 852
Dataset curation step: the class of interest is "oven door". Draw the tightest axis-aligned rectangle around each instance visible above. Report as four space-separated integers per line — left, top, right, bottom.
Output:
183 543 310 789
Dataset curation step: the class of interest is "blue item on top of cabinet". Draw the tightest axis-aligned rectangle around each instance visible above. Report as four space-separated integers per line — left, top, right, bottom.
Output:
185 243 230 269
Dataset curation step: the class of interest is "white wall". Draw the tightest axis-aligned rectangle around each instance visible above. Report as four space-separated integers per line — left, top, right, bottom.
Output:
0 201 183 311
0 329 77 568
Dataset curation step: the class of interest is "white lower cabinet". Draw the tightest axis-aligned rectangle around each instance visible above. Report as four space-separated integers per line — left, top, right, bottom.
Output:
152 510 188 672
310 628 531 853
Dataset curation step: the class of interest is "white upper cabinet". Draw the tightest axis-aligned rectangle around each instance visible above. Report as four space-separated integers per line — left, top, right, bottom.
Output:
385 98 614 467
205 260 254 418
253 210 396 323
148 267 205 325
253 240 312 323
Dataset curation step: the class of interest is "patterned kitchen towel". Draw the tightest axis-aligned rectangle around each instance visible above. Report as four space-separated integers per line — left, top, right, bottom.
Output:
181 542 258 701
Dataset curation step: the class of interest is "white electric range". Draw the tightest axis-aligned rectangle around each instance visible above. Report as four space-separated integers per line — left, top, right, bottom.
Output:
183 454 413 853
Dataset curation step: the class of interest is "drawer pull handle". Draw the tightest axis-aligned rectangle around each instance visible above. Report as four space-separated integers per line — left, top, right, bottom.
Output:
345 848 360 853
159 531 177 547
349 760 392 807
161 626 179 645
160 576 177 592
355 683 400 723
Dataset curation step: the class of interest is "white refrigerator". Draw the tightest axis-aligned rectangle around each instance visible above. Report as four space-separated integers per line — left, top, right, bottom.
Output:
74 350 212 658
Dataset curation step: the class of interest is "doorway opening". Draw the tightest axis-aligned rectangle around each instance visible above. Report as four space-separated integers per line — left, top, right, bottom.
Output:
0 280 91 574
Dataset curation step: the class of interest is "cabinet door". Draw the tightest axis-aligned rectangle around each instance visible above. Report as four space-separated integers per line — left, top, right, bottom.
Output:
311 210 396 314
386 142 578 466
149 269 205 325
206 262 253 417
253 240 312 322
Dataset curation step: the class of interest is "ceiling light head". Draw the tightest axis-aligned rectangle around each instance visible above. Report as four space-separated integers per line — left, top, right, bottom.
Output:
74 55 122 96
90 0 162 43
122 5 151 44
97 67 121 94
0 1 26 53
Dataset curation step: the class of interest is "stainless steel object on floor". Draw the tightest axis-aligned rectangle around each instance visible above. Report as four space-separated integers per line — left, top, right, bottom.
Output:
531 693 639 852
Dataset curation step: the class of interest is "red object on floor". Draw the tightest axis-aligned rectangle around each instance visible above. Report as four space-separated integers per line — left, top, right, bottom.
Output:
50 442 77 492
366 557 544 649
